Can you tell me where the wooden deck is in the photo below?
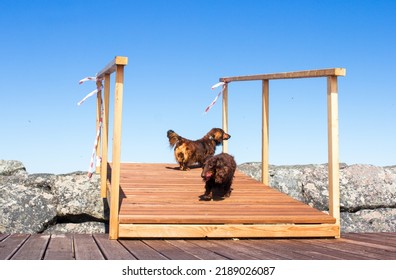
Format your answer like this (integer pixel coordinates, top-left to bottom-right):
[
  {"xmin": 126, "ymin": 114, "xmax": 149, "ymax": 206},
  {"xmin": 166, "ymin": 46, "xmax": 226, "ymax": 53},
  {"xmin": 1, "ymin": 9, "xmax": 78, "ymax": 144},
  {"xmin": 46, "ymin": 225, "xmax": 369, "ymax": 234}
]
[
  {"xmin": 1, "ymin": 233, "xmax": 395, "ymax": 260},
  {"xmin": 109, "ymin": 163, "xmax": 339, "ymax": 238}
]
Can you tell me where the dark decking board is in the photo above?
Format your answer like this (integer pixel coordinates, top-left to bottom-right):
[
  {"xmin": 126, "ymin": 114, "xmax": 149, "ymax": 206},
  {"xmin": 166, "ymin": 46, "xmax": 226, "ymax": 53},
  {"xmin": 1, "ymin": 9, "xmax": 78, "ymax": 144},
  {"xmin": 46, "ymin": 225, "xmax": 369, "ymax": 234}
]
[{"xmin": 0, "ymin": 233, "xmax": 395, "ymax": 260}]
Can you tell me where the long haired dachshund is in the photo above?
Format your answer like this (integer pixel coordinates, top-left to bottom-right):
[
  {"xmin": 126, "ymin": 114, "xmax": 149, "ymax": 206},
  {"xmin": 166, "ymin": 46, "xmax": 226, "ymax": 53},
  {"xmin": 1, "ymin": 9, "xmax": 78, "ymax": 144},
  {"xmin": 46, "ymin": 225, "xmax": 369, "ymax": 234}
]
[
  {"xmin": 167, "ymin": 128, "xmax": 231, "ymax": 171},
  {"xmin": 200, "ymin": 153, "xmax": 237, "ymax": 200}
]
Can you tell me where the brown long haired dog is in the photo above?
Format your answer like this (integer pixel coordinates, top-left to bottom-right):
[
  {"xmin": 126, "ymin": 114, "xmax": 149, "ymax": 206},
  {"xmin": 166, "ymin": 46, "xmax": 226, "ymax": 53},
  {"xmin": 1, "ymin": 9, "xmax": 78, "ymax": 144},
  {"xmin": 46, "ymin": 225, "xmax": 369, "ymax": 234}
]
[
  {"xmin": 167, "ymin": 128, "xmax": 231, "ymax": 171},
  {"xmin": 200, "ymin": 153, "xmax": 237, "ymax": 200}
]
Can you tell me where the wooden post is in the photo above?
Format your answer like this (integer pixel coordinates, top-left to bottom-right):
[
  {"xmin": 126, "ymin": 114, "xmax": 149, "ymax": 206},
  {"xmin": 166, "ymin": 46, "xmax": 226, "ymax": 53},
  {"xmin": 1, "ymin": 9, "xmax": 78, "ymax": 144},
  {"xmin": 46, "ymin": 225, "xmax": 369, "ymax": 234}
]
[
  {"xmin": 109, "ymin": 64, "xmax": 125, "ymax": 240},
  {"xmin": 327, "ymin": 76, "xmax": 340, "ymax": 238},
  {"xmin": 222, "ymin": 82, "xmax": 229, "ymax": 153},
  {"xmin": 95, "ymin": 81, "xmax": 103, "ymax": 173},
  {"xmin": 100, "ymin": 74, "xmax": 111, "ymax": 198},
  {"xmin": 262, "ymin": 80, "xmax": 269, "ymax": 185}
]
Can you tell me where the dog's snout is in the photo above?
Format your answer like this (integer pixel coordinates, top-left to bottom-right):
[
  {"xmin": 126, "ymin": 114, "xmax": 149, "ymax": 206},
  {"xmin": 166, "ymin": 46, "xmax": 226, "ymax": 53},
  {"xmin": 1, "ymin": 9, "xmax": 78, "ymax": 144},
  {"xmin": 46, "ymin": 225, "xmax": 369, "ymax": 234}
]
[{"xmin": 224, "ymin": 133, "xmax": 231, "ymax": 140}]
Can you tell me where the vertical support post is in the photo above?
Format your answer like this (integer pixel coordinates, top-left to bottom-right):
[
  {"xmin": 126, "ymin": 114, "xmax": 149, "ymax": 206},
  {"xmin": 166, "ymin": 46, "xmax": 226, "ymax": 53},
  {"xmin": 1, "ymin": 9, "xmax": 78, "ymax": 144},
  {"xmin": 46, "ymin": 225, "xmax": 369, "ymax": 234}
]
[
  {"xmin": 109, "ymin": 65, "xmax": 125, "ymax": 240},
  {"xmin": 100, "ymin": 74, "xmax": 111, "ymax": 198},
  {"xmin": 327, "ymin": 76, "xmax": 340, "ymax": 238},
  {"xmin": 95, "ymin": 81, "xmax": 103, "ymax": 173},
  {"xmin": 222, "ymin": 82, "xmax": 229, "ymax": 153},
  {"xmin": 262, "ymin": 80, "xmax": 269, "ymax": 185}
]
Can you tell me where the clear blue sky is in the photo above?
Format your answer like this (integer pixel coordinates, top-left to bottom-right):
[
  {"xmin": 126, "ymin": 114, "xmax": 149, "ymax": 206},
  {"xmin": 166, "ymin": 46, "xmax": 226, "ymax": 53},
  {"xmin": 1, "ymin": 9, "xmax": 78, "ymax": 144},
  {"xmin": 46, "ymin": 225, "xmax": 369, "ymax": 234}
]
[{"xmin": 1, "ymin": 0, "xmax": 395, "ymax": 174}]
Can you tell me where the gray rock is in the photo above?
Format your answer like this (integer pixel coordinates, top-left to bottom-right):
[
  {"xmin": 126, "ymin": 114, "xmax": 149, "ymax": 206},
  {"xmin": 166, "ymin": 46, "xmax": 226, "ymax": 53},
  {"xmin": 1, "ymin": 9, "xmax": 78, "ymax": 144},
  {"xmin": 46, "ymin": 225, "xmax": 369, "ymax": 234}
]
[
  {"xmin": 238, "ymin": 162, "xmax": 396, "ymax": 233},
  {"xmin": 53, "ymin": 172, "xmax": 107, "ymax": 220},
  {"xmin": 0, "ymin": 159, "xmax": 27, "ymax": 176},
  {"xmin": 0, "ymin": 182, "xmax": 57, "ymax": 233},
  {"xmin": 0, "ymin": 160, "xmax": 108, "ymax": 234},
  {"xmin": 341, "ymin": 209, "xmax": 396, "ymax": 233},
  {"xmin": 44, "ymin": 222, "xmax": 107, "ymax": 234}
]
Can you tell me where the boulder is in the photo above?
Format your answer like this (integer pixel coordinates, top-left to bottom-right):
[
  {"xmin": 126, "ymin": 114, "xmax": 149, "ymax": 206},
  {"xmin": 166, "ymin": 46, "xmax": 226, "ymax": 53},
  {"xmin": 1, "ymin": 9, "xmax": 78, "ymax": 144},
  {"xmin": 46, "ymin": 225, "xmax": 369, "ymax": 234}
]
[
  {"xmin": 238, "ymin": 162, "xmax": 396, "ymax": 232},
  {"xmin": 0, "ymin": 160, "xmax": 108, "ymax": 234}
]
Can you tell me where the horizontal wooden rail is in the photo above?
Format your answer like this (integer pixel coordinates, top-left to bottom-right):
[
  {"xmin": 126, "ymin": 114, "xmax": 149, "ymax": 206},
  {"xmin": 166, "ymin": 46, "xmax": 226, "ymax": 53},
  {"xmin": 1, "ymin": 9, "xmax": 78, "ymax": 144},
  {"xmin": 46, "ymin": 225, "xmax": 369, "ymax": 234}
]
[
  {"xmin": 220, "ymin": 68, "xmax": 346, "ymax": 82},
  {"xmin": 97, "ymin": 56, "xmax": 128, "ymax": 78}
]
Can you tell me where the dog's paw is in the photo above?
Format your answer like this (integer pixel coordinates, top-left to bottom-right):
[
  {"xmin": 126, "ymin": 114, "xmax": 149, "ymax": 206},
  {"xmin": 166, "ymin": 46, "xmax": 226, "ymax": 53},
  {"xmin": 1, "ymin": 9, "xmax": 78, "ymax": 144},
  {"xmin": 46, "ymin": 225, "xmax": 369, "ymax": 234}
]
[{"xmin": 199, "ymin": 194, "xmax": 212, "ymax": 201}]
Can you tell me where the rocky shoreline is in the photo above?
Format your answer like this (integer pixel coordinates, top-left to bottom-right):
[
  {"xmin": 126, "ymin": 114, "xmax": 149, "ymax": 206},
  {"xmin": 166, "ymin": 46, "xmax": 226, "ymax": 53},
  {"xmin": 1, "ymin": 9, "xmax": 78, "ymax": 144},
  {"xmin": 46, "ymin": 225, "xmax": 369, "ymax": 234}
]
[{"xmin": 1, "ymin": 159, "xmax": 395, "ymax": 234}]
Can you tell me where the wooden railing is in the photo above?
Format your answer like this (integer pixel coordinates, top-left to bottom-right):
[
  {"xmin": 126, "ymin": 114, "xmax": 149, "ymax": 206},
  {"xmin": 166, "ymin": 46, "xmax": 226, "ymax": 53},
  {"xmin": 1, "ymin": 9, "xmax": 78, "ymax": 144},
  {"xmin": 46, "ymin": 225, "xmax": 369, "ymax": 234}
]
[
  {"xmin": 93, "ymin": 56, "xmax": 128, "ymax": 239},
  {"xmin": 218, "ymin": 68, "xmax": 346, "ymax": 234}
]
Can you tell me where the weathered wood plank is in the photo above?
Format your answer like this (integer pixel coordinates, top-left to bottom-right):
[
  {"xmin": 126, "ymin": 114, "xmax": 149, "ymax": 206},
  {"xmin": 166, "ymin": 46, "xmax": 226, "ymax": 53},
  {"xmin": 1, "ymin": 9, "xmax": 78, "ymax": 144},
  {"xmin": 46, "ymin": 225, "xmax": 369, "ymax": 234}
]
[
  {"xmin": 119, "ymin": 240, "xmax": 168, "ymax": 260},
  {"xmin": 142, "ymin": 240, "xmax": 200, "ymax": 260},
  {"xmin": 0, "ymin": 234, "xmax": 9, "ymax": 242},
  {"xmin": 0, "ymin": 233, "xmax": 395, "ymax": 259},
  {"xmin": 11, "ymin": 234, "xmax": 50, "ymax": 260},
  {"xmin": 167, "ymin": 240, "xmax": 229, "ymax": 260},
  {"xmin": 209, "ymin": 239, "xmax": 287, "ymax": 260},
  {"xmin": 44, "ymin": 234, "xmax": 74, "ymax": 260},
  {"xmin": 0, "ymin": 234, "xmax": 29, "ymax": 260},
  {"xmin": 93, "ymin": 234, "xmax": 136, "ymax": 260},
  {"xmin": 189, "ymin": 239, "xmax": 259, "ymax": 260},
  {"xmin": 74, "ymin": 234, "xmax": 105, "ymax": 260},
  {"xmin": 342, "ymin": 233, "xmax": 396, "ymax": 250},
  {"xmin": 294, "ymin": 239, "xmax": 383, "ymax": 260}
]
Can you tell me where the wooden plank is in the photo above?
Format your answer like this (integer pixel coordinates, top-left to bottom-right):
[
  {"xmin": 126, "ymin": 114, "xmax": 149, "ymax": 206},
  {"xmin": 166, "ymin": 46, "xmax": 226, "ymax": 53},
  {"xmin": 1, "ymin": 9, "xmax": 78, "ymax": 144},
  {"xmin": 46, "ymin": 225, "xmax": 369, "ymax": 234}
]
[
  {"xmin": 342, "ymin": 233, "xmax": 396, "ymax": 249},
  {"xmin": 189, "ymin": 239, "xmax": 259, "ymax": 260},
  {"xmin": 109, "ymin": 64, "xmax": 125, "ymax": 240},
  {"xmin": 327, "ymin": 76, "xmax": 340, "ymax": 237},
  {"xmin": 343, "ymin": 237, "xmax": 396, "ymax": 253},
  {"xmin": 222, "ymin": 82, "xmax": 228, "ymax": 153},
  {"xmin": 119, "ymin": 240, "xmax": 168, "ymax": 260},
  {"xmin": 97, "ymin": 56, "xmax": 128, "ymax": 78},
  {"xmin": 142, "ymin": 240, "xmax": 200, "ymax": 260},
  {"xmin": 167, "ymin": 240, "xmax": 229, "ymax": 260},
  {"xmin": 100, "ymin": 74, "xmax": 111, "ymax": 198},
  {"xmin": 220, "ymin": 68, "xmax": 346, "ymax": 82},
  {"xmin": 0, "ymin": 234, "xmax": 9, "ymax": 242},
  {"xmin": 118, "ymin": 224, "xmax": 339, "ymax": 238},
  {"xmin": 73, "ymin": 234, "xmax": 105, "ymax": 260},
  {"xmin": 262, "ymin": 79, "xmax": 269, "ymax": 185},
  {"xmin": 295, "ymin": 239, "xmax": 387, "ymax": 260},
  {"xmin": 0, "ymin": 234, "xmax": 29, "ymax": 260},
  {"xmin": 235, "ymin": 239, "xmax": 295, "ymax": 260},
  {"xmin": 209, "ymin": 239, "xmax": 287, "ymax": 260},
  {"xmin": 11, "ymin": 234, "xmax": 50, "ymax": 260},
  {"xmin": 93, "ymin": 233, "xmax": 136, "ymax": 260},
  {"xmin": 248, "ymin": 239, "xmax": 341, "ymax": 260},
  {"xmin": 44, "ymin": 234, "xmax": 74, "ymax": 260}
]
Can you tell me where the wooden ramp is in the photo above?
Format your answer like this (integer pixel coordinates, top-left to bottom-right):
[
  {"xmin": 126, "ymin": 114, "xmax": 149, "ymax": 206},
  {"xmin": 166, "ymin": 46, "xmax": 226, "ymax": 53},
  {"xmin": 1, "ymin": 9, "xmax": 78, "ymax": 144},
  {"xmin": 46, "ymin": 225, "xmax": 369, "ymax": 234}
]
[{"xmin": 111, "ymin": 163, "xmax": 338, "ymax": 239}]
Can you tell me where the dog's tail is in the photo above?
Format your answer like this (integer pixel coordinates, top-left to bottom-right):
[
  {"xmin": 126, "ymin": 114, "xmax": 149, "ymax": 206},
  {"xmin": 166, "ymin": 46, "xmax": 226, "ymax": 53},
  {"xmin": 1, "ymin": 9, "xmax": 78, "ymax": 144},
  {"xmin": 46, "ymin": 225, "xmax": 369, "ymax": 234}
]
[{"xmin": 167, "ymin": 130, "xmax": 181, "ymax": 148}]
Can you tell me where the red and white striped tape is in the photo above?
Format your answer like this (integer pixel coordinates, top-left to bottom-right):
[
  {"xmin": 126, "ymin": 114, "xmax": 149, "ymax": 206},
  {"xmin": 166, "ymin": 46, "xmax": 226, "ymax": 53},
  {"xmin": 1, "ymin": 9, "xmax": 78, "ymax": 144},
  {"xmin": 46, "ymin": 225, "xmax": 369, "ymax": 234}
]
[
  {"xmin": 87, "ymin": 113, "xmax": 102, "ymax": 178},
  {"xmin": 78, "ymin": 75, "xmax": 103, "ymax": 178},
  {"xmin": 204, "ymin": 81, "xmax": 227, "ymax": 113},
  {"xmin": 77, "ymin": 76, "xmax": 103, "ymax": 106}
]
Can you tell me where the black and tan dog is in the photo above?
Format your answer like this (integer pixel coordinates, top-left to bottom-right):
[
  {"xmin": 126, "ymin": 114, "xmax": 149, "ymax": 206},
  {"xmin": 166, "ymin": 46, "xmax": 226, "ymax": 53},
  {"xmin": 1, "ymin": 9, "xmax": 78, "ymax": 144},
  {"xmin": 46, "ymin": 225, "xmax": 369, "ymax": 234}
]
[
  {"xmin": 200, "ymin": 152, "xmax": 237, "ymax": 200},
  {"xmin": 167, "ymin": 128, "xmax": 231, "ymax": 171}
]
